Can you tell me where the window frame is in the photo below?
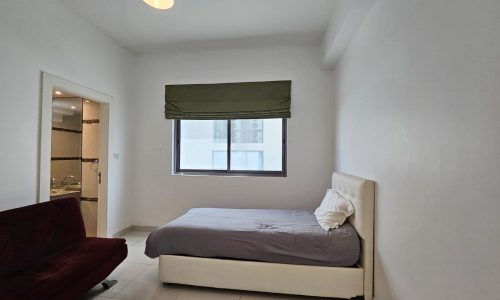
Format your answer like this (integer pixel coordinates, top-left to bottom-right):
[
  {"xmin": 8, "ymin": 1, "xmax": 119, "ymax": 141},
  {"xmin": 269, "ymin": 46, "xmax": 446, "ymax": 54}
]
[{"xmin": 174, "ymin": 118, "xmax": 287, "ymax": 177}]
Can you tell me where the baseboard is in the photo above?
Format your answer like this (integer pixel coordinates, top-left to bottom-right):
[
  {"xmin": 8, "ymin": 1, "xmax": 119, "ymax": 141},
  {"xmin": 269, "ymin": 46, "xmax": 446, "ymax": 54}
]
[
  {"xmin": 112, "ymin": 226, "xmax": 132, "ymax": 238},
  {"xmin": 131, "ymin": 225, "xmax": 157, "ymax": 232}
]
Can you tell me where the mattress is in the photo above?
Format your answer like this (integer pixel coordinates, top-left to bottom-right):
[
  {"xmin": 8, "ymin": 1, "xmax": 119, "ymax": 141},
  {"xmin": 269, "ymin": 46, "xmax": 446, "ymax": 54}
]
[{"xmin": 145, "ymin": 208, "xmax": 360, "ymax": 267}]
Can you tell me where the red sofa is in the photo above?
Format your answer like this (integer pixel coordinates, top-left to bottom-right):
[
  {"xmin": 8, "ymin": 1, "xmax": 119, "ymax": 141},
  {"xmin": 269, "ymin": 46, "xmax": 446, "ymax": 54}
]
[{"xmin": 0, "ymin": 198, "xmax": 127, "ymax": 300}]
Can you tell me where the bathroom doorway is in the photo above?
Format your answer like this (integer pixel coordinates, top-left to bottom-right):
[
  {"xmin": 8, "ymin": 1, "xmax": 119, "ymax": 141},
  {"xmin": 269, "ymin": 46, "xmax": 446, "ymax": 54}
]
[
  {"xmin": 39, "ymin": 72, "xmax": 110, "ymax": 237},
  {"xmin": 50, "ymin": 93, "xmax": 101, "ymax": 236}
]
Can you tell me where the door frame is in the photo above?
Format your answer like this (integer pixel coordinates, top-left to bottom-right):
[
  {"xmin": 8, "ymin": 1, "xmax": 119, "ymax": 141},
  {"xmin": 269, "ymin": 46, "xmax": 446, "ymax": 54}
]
[{"xmin": 39, "ymin": 72, "xmax": 111, "ymax": 238}]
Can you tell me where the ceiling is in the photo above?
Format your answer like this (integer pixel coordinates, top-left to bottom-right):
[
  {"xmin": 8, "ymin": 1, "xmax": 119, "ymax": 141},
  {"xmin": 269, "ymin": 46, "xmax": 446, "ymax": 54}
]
[
  {"xmin": 52, "ymin": 90, "xmax": 96, "ymax": 122},
  {"xmin": 52, "ymin": 89, "xmax": 76, "ymax": 99},
  {"xmin": 52, "ymin": 97, "xmax": 83, "ymax": 123},
  {"xmin": 57, "ymin": 0, "xmax": 336, "ymax": 53}
]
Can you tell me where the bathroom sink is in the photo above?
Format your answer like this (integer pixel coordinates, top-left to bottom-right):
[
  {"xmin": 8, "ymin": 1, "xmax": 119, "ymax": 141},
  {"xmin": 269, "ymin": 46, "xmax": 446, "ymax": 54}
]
[
  {"xmin": 50, "ymin": 189, "xmax": 80, "ymax": 197},
  {"xmin": 65, "ymin": 185, "xmax": 81, "ymax": 191}
]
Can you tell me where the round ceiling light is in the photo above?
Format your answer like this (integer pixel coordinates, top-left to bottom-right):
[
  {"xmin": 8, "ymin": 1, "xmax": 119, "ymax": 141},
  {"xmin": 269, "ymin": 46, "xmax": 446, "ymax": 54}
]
[{"xmin": 143, "ymin": 0, "xmax": 174, "ymax": 10}]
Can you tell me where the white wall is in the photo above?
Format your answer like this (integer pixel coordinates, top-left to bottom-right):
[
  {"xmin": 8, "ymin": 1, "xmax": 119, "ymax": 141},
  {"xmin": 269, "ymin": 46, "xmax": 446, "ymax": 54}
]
[
  {"xmin": 131, "ymin": 46, "xmax": 335, "ymax": 225},
  {"xmin": 331, "ymin": 0, "xmax": 500, "ymax": 299},
  {"xmin": 320, "ymin": 0, "xmax": 375, "ymax": 68},
  {"xmin": 0, "ymin": 0, "xmax": 134, "ymax": 235}
]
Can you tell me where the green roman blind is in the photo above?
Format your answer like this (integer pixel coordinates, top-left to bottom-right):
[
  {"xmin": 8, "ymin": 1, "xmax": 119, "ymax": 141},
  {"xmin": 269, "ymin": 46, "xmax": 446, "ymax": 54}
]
[{"xmin": 164, "ymin": 80, "xmax": 291, "ymax": 120}]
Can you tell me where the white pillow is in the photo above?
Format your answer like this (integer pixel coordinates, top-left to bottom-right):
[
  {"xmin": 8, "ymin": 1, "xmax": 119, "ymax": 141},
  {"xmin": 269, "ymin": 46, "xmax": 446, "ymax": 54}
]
[{"xmin": 314, "ymin": 189, "xmax": 355, "ymax": 231}]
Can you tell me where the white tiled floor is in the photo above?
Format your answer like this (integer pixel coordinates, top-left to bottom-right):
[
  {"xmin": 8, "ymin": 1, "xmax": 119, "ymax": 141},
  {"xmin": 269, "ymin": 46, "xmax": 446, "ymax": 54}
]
[{"xmin": 82, "ymin": 231, "xmax": 340, "ymax": 300}]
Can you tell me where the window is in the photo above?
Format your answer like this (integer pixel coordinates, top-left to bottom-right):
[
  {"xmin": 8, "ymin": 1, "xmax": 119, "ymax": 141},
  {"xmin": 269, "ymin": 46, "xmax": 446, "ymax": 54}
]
[{"xmin": 174, "ymin": 118, "xmax": 286, "ymax": 176}]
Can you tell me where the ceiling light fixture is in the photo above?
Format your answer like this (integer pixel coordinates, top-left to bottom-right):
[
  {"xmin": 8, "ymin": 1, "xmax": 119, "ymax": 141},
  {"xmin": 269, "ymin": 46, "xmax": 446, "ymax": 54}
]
[
  {"xmin": 70, "ymin": 106, "xmax": 76, "ymax": 109},
  {"xmin": 143, "ymin": 0, "xmax": 174, "ymax": 10},
  {"xmin": 55, "ymin": 91, "xmax": 62, "ymax": 95}
]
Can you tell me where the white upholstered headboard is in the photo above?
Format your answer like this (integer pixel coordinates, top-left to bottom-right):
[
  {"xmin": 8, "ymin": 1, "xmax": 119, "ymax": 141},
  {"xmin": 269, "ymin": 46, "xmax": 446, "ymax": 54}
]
[
  {"xmin": 332, "ymin": 172, "xmax": 375, "ymax": 298},
  {"xmin": 332, "ymin": 172, "xmax": 375, "ymax": 243}
]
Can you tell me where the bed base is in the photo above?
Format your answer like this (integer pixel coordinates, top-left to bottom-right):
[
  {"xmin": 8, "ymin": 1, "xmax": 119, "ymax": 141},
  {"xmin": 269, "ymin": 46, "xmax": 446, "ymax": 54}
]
[
  {"xmin": 158, "ymin": 172, "xmax": 375, "ymax": 299},
  {"xmin": 160, "ymin": 255, "xmax": 364, "ymax": 298}
]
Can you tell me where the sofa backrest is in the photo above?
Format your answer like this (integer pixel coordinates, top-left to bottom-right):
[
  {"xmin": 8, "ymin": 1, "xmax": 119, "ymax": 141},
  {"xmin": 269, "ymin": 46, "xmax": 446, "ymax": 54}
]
[{"xmin": 0, "ymin": 198, "xmax": 86, "ymax": 280}]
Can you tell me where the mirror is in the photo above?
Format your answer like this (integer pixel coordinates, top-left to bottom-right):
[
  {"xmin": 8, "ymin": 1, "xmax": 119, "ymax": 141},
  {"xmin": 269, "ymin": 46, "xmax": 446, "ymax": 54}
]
[{"xmin": 50, "ymin": 90, "xmax": 82, "ymax": 200}]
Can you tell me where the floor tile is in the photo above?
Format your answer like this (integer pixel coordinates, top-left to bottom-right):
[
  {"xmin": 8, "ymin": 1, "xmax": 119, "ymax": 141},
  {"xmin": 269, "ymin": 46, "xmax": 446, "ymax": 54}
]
[
  {"xmin": 82, "ymin": 279, "xmax": 131, "ymax": 299},
  {"xmin": 109, "ymin": 262, "xmax": 149, "ymax": 281},
  {"xmin": 135, "ymin": 264, "xmax": 159, "ymax": 282},
  {"xmin": 125, "ymin": 243, "xmax": 156, "ymax": 264},
  {"xmin": 176, "ymin": 286, "xmax": 241, "ymax": 300},
  {"xmin": 115, "ymin": 278, "xmax": 181, "ymax": 300},
  {"xmin": 240, "ymin": 291, "xmax": 321, "ymax": 299},
  {"xmin": 121, "ymin": 231, "xmax": 150, "ymax": 244}
]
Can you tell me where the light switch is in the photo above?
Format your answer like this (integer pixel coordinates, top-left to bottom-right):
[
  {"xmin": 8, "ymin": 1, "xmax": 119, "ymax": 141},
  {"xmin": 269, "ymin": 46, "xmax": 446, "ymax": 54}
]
[{"xmin": 113, "ymin": 153, "xmax": 120, "ymax": 159}]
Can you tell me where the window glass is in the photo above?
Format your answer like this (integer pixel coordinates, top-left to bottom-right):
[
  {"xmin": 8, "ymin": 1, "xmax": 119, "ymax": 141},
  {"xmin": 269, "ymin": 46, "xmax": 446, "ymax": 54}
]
[
  {"xmin": 230, "ymin": 119, "xmax": 263, "ymax": 143},
  {"xmin": 213, "ymin": 120, "xmax": 227, "ymax": 143},
  {"xmin": 179, "ymin": 120, "xmax": 227, "ymax": 170},
  {"xmin": 177, "ymin": 118, "xmax": 284, "ymax": 175},
  {"xmin": 230, "ymin": 119, "xmax": 282, "ymax": 171}
]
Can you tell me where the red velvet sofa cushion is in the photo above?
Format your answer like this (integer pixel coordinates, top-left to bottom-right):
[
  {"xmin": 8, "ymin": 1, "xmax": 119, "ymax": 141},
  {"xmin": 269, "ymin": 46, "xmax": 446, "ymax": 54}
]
[
  {"xmin": 0, "ymin": 198, "xmax": 86, "ymax": 281},
  {"xmin": 0, "ymin": 238, "xmax": 127, "ymax": 300},
  {"xmin": 50, "ymin": 246, "xmax": 127, "ymax": 300},
  {"xmin": 0, "ymin": 198, "xmax": 128, "ymax": 300}
]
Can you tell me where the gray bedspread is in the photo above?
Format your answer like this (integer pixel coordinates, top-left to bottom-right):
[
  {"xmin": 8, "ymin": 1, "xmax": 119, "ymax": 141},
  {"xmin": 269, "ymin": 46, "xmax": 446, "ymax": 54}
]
[{"xmin": 145, "ymin": 208, "xmax": 360, "ymax": 267}]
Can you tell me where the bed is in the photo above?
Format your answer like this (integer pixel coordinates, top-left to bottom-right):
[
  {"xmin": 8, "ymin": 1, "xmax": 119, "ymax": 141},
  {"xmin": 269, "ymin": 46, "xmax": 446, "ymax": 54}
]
[
  {"xmin": 145, "ymin": 208, "xmax": 361, "ymax": 267},
  {"xmin": 148, "ymin": 172, "xmax": 375, "ymax": 299}
]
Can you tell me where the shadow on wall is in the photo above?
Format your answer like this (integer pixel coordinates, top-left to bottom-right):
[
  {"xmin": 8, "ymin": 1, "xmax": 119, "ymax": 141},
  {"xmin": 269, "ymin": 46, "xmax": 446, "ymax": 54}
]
[
  {"xmin": 372, "ymin": 181, "xmax": 396, "ymax": 300},
  {"xmin": 331, "ymin": 63, "xmax": 396, "ymax": 300},
  {"xmin": 374, "ymin": 251, "xmax": 396, "ymax": 300}
]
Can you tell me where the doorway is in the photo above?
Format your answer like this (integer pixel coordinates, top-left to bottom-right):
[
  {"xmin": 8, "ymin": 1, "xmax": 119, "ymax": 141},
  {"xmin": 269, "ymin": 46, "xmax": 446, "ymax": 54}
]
[
  {"xmin": 39, "ymin": 72, "xmax": 110, "ymax": 237},
  {"xmin": 50, "ymin": 93, "xmax": 102, "ymax": 236}
]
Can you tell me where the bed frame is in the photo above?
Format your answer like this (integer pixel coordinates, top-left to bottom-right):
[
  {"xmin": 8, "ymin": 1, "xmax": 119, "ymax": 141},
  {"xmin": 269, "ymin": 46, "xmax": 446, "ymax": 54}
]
[{"xmin": 159, "ymin": 172, "xmax": 375, "ymax": 299}]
